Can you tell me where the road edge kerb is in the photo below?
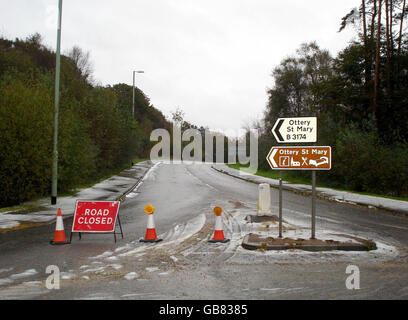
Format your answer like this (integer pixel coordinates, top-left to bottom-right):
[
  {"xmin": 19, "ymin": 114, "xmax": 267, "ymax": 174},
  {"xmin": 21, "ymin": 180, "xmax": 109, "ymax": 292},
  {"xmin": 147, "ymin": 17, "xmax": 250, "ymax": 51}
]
[
  {"xmin": 241, "ymin": 234, "xmax": 371, "ymax": 252},
  {"xmin": 59, "ymin": 161, "xmax": 155, "ymax": 221},
  {"xmin": 211, "ymin": 165, "xmax": 408, "ymax": 218},
  {"xmin": 115, "ymin": 161, "xmax": 154, "ymax": 203}
]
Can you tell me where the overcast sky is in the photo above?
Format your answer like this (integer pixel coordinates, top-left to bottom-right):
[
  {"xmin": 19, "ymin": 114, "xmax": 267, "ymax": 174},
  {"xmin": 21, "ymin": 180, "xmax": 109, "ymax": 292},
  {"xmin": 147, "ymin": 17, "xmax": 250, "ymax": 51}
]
[{"xmin": 0, "ymin": 0, "xmax": 358, "ymax": 133}]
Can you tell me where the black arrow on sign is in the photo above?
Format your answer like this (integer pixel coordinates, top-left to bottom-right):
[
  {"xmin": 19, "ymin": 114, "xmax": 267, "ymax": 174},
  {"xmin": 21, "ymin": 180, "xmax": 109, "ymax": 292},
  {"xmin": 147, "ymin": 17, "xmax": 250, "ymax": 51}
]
[{"xmin": 274, "ymin": 119, "xmax": 285, "ymax": 142}]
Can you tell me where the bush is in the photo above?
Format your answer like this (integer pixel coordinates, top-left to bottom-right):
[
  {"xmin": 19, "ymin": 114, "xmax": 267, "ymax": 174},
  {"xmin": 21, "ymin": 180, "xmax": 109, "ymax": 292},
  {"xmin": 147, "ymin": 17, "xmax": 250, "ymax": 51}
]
[
  {"xmin": 334, "ymin": 123, "xmax": 408, "ymax": 196},
  {"xmin": 0, "ymin": 76, "xmax": 53, "ymax": 205}
]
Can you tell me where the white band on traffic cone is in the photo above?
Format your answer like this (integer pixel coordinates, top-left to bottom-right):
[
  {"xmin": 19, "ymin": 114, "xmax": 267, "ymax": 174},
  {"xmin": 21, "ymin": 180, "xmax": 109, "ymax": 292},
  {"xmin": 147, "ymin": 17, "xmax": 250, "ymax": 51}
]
[
  {"xmin": 214, "ymin": 215, "xmax": 223, "ymax": 231},
  {"xmin": 56, "ymin": 214, "xmax": 65, "ymax": 231},
  {"xmin": 147, "ymin": 214, "xmax": 155, "ymax": 229}
]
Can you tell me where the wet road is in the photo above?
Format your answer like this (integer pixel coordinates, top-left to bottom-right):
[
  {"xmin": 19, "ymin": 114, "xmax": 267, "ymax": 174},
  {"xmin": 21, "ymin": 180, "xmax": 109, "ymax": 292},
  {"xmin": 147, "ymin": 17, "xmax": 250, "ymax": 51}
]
[{"xmin": 0, "ymin": 162, "xmax": 407, "ymax": 299}]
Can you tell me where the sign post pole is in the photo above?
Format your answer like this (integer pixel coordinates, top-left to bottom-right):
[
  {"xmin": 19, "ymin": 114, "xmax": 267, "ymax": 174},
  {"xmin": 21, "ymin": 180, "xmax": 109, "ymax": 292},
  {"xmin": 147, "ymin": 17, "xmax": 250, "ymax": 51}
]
[
  {"xmin": 311, "ymin": 170, "xmax": 316, "ymax": 239},
  {"xmin": 51, "ymin": 0, "xmax": 63, "ymax": 205},
  {"xmin": 279, "ymin": 171, "xmax": 283, "ymax": 238}
]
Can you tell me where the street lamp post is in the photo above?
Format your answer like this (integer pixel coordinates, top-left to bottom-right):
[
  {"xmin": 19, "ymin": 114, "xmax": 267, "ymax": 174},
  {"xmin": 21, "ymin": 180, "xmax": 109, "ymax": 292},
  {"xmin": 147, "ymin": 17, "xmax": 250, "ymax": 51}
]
[
  {"xmin": 51, "ymin": 0, "xmax": 63, "ymax": 205},
  {"xmin": 132, "ymin": 70, "xmax": 144, "ymax": 118}
]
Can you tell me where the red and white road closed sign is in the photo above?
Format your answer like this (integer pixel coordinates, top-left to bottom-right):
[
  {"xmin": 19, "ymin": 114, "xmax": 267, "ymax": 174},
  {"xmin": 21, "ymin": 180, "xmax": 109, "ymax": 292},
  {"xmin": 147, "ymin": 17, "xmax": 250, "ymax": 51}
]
[{"xmin": 72, "ymin": 201, "xmax": 120, "ymax": 233}]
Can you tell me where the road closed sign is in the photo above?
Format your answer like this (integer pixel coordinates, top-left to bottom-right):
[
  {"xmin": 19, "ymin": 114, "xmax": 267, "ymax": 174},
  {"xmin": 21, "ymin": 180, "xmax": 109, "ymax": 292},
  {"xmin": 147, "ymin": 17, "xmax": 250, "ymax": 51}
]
[
  {"xmin": 72, "ymin": 201, "xmax": 121, "ymax": 233},
  {"xmin": 267, "ymin": 146, "xmax": 331, "ymax": 171}
]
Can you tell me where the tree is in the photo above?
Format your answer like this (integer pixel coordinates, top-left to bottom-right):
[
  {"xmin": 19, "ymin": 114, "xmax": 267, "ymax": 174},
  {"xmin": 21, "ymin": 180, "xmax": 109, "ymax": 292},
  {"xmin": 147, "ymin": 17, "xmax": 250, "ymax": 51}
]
[
  {"xmin": 67, "ymin": 45, "xmax": 93, "ymax": 81},
  {"xmin": 397, "ymin": 0, "xmax": 407, "ymax": 56},
  {"xmin": 265, "ymin": 42, "xmax": 333, "ymax": 132},
  {"xmin": 339, "ymin": 0, "xmax": 408, "ymax": 133},
  {"xmin": 373, "ymin": 0, "xmax": 383, "ymax": 116},
  {"xmin": 171, "ymin": 107, "xmax": 185, "ymax": 127}
]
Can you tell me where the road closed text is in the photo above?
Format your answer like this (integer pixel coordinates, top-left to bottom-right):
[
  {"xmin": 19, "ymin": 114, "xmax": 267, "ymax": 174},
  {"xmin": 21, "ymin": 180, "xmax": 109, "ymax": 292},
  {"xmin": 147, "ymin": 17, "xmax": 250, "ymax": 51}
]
[
  {"xmin": 77, "ymin": 214, "xmax": 113, "ymax": 226},
  {"xmin": 72, "ymin": 201, "xmax": 120, "ymax": 233}
]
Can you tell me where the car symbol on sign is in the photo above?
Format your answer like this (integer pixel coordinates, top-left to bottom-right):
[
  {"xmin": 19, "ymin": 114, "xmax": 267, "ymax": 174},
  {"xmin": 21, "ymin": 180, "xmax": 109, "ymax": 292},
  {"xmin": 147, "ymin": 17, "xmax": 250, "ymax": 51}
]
[{"xmin": 309, "ymin": 157, "xmax": 329, "ymax": 167}]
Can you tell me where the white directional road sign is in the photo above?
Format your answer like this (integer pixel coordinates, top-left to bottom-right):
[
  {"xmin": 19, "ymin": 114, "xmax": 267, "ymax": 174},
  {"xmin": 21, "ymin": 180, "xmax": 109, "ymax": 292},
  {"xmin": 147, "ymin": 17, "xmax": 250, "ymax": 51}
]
[{"xmin": 272, "ymin": 117, "xmax": 317, "ymax": 143}]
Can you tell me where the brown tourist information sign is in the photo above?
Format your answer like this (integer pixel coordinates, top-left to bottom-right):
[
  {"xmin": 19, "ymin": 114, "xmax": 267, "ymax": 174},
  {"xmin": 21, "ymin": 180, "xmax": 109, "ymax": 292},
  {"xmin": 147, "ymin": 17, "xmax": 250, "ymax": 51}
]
[{"xmin": 267, "ymin": 146, "xmax": 332, "ymax": 171}]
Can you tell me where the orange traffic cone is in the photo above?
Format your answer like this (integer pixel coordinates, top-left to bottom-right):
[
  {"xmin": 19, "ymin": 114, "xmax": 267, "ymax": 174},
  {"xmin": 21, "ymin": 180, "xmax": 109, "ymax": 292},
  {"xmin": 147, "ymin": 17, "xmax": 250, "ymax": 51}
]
[
  {"xmin": 50, "ymin": 208, "xmax": 70, "ymax": 245},
  {"xmin": 140, "ymin": 205, "xmax": 162, "ymax": 243},
  {"xmin": 208, "ymin": 207, "xmax": 230, "ymax": 243}
]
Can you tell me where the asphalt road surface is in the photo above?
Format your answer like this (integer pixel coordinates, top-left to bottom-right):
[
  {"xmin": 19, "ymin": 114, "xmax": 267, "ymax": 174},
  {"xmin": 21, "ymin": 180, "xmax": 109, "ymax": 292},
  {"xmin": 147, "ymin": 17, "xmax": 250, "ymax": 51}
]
[{"xmin": 0, "ymin": 162, "xmax": 407, "ymax": 300}]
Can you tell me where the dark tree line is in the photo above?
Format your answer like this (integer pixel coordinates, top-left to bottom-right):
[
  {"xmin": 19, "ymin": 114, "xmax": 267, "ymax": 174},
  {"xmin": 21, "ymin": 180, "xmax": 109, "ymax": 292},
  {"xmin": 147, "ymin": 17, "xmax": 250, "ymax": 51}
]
[
  {"xmin": 338, "ymin": 0, "xmax": 408, "ymax": 141},
  {"xmin": 260, "ymin": 0, "xmax": 408, "ymax": 196},
  {"xmin": 0, "ymin": 33, "xmax": 170, "ymax": 207}
]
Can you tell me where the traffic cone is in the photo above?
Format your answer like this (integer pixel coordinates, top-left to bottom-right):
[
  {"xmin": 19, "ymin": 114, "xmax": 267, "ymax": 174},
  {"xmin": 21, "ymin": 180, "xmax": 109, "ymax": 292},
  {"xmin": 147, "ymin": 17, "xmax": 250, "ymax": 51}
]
[
  {"xmin": 140, "ymin": 205, "xmax": 162, "ymax": 243},
  {"xmin": 208, "ymin": 207, "xmax": 230, "ymax": 243},
  {"xmin": 50, "ymin": 208, "xmax": 70, "ymax": 245}
]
